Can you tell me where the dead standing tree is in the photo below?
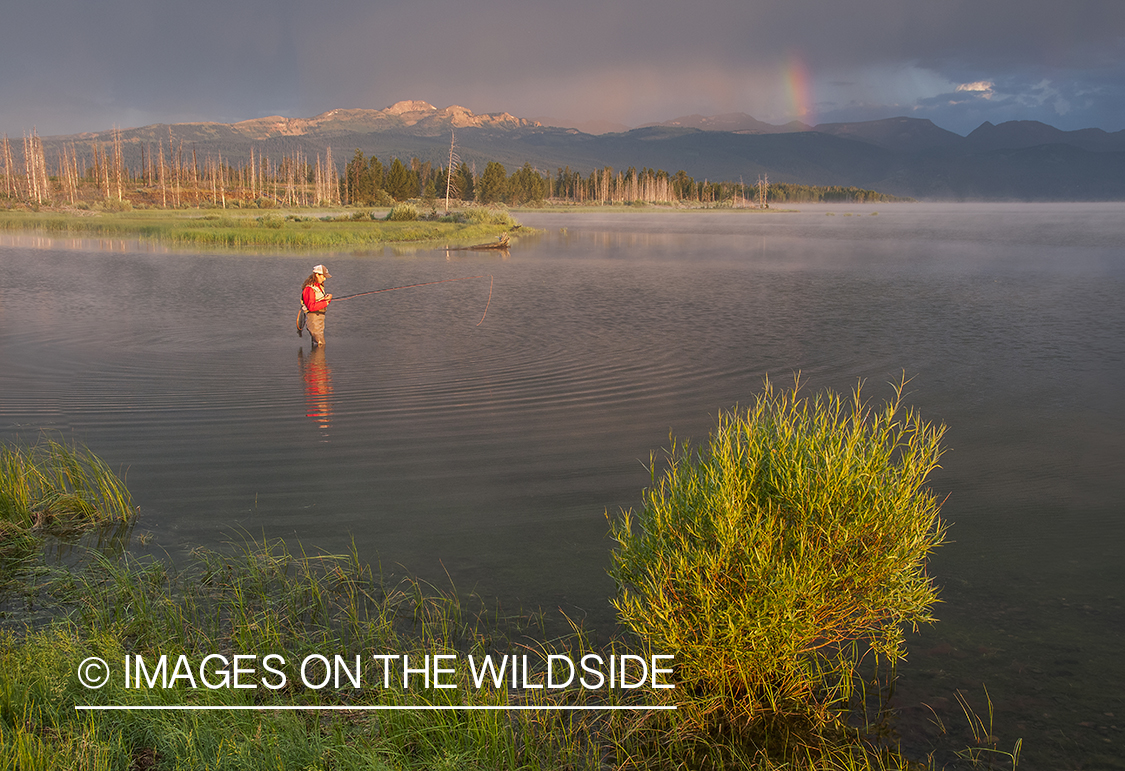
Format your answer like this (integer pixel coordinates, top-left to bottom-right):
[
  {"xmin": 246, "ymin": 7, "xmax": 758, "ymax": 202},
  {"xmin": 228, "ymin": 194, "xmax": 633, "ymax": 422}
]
[
  {"xmin": 444, "ymin": 130, "xmax": 460, "ymax": 213},
  {"xmin": 58, "ymin": 143, "xmax": 80, "ymax": 205},
  {"xmin": 1, "ymin": 135, "xmax": 15, "ymax": 200},
  {"xmin": 157, "ymin": 139, "xmax": 168, "ymax": 208},
  {"xmin": 22, "ymin": 130, "xmax": 50, "ymax": 205},
  {"xmin": 111, "ymin": 127, "xmax": 125, "ymax": 202}
]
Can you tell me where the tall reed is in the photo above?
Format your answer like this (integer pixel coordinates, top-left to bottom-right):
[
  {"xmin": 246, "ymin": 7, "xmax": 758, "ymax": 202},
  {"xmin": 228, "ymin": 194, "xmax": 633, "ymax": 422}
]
[{"xmin": 0, "ymin": 437, "xmax": 135, "ymax": 533}]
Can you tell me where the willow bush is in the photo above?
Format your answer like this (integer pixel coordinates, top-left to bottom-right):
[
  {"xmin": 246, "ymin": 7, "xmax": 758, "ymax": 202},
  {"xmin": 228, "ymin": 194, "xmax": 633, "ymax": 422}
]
[
  {"xmin": 459, "ymin": 205, "xmax": 519, "ymax": 227},
  {"xmin": 609, "ymin": 378, "xmax": 947, "ymax": 735},
  {"xmin": 386, "ymin": 202, "xmax": 420, "ymax": 221}
]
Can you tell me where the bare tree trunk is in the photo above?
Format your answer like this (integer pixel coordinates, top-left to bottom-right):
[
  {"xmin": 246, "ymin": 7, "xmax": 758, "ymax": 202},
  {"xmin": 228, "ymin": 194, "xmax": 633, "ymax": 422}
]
[
  {"xmin": 23, "ymin": 133, "xmax": 35, "ymax": 202},
  {"xmin": 1, "ymin": 135, "xmax": 13, "ymax": 199},
  {"xmin": 191, "ymin": 147, "xmax": 199, "ymax": 205},
  {"xmin": 101, "ymin": 141, "xmax": 111, "ymax": 200},
  {"xmin": 314, "ymin": 156, "xmax": 323, "ymax": 205},
  {"xmin": 72, "ymin": 143, "xmax": 82, "ymax": 204},
  {"xmin": 174, "ymin": 135, "xmax": 183, "ymax": 207},
  {"xmin": 445, "ymin": 131, "xmax": 460, "ymax": 212},
  {"xmin": 157, "ymin": 140, "xmax": 167, "ymax": 208},
  {"xmin": 175, "ymin": 137, "xmax": 183, "ymax": 207},
  {"xmin": 35, "ymin": 131, "xmax": 49, "ymax": 203},
  {"xmin": 112, "ymin": 127, "xmax": 124, "ymax": 201},
  {"xmin": 23, "ymin": 130, "xmax": 50, "ymax": 204},
  {"xmin": 58, "ymin": 144, "xmax": 75, "ymax": 204},
  {"xmin": 299, "ymin": 152, "xmax": 307, "ymax": 207}
]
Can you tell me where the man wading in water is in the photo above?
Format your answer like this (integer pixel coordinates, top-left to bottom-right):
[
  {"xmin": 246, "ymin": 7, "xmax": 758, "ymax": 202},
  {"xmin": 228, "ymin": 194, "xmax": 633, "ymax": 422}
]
[{"xmin": 301, "ymin": 264, "xmax": 334, "ymax": 347}]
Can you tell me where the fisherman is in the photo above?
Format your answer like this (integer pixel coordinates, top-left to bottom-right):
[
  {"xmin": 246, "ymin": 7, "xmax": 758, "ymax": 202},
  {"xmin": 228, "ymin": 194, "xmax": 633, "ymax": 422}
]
[{"xmin": 301, "ymin": 264, "xmax": 334, "ymax": 347}]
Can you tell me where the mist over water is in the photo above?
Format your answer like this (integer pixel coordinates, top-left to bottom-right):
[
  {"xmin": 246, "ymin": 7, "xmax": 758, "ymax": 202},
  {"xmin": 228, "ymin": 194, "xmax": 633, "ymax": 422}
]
[{"xmin": 2, "ymin": 203, "xmax": 1122, "ymax": 766}]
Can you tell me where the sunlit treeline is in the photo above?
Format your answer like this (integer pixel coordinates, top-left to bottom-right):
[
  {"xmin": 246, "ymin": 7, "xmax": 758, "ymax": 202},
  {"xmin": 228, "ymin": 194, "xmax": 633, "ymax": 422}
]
[
  {"xmin": 344, "ymin": 154, "xmax": 767, "ymax": 207},
  {"xmin": 435, "ymin": 162, "xmax": 901, "ymax": 206},
  {"xmin": 2, "ymin": 132, "xmax": 904, "ymax": 209},
  {"xmin": 547, "ymin": 166, "xmax": 678, "ymax": 204},
  {"xmin": 547, "ymin": 168, "xmax": 904, "ymax": 205},
  {"xmin": 1, "ymin": 130, "xmax": 341, "ymax": 208},
  {"xmin": 767, "ymin": 182, "xmax": 902, "ymax": 203}
]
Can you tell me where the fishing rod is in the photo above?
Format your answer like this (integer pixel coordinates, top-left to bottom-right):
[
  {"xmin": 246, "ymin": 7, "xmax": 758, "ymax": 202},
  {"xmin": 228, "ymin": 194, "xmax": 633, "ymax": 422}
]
[{"xmin": 332, "ymin": 274, "xmax": 494, "ymax": 326}]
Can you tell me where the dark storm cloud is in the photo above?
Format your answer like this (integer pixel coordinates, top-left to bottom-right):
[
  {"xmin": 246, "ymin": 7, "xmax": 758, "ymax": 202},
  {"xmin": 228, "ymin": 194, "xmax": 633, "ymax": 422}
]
[{"xmin": 2, "ymin": 0, "xmax": 1123, "ymax": 136}]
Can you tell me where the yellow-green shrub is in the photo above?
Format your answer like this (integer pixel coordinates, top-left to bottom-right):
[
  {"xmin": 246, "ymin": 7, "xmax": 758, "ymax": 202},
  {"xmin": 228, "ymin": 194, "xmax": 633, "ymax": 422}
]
[{"xmin": 610, "ymin": 378, "xmax": 946, "ymax": 733}]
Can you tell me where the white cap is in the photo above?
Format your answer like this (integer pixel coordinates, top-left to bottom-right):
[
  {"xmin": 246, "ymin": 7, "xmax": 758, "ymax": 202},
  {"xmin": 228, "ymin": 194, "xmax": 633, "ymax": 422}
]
[{"xmin": 312, "ymin": 264, "xmax": 331, "ymax": 277}]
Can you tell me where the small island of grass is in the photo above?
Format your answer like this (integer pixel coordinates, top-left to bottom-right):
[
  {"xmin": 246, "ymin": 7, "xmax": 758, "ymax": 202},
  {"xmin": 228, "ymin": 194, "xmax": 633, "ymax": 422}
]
[{"xmin": 0, "ymin": 205, "xmax": 522, "ymax": 251}]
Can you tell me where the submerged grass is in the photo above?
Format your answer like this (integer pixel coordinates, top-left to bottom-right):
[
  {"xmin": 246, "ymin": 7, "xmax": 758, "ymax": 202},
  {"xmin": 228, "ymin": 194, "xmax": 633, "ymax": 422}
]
[
  {"xmin": 0, "ymin": 437, "xmax": 135, "ymax": 531},
  {"xmin": 0, "ymin": 437, "xmax": 135, "ymax": 591},
  {"xmin": 0, "ymin": 209, "xmax": 519, "ymax": 250}
]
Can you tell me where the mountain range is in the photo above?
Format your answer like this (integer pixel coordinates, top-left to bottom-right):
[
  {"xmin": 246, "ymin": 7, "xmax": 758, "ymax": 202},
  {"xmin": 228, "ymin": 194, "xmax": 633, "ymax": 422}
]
[{"xmin": 34, "ymin": 101, "xmax": 1125, "ymax": 201}]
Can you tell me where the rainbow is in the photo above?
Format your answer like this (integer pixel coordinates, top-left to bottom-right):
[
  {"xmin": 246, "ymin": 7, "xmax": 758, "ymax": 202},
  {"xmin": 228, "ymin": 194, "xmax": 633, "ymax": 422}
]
[{"xmin": 784, "ymin": 56, "xmax": 814, "ymax": 125}]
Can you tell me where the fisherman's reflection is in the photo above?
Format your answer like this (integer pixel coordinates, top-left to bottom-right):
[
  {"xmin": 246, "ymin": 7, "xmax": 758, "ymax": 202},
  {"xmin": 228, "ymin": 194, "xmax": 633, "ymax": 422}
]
[{"xmin": 297, "ymin": 346, "xmax": 333, "ymax": 435}]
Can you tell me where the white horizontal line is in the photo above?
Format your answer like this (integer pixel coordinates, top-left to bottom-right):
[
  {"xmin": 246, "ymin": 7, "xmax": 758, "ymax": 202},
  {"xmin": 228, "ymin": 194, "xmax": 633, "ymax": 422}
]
[{"xmin": 76, "ymin": 704, "xmax": 676, "ymax": 712}]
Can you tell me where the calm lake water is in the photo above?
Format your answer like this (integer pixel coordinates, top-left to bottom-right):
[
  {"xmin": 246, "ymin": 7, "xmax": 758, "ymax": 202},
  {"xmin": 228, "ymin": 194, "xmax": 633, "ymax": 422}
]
[{"xmin": 1, "ymin": 203, "xmax": 1122, "ymax": 767}]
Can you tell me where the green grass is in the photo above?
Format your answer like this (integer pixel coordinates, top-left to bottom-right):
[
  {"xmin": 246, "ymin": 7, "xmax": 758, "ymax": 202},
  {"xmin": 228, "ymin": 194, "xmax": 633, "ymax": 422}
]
[
  {"xmin": 0, "ymin": 437, "xmax": 135, "ymax": 531},
  {"xmin": 0, "ymin": 209, "xmax": 521, "ymax": 250},
  {"xmin": 0, "ymin": 531, "xmax": 983, "ymax": 771},
  {"xmin": 0, "ymin": 538, "xmax": 642, "ymax": 770},
  {"xmin": 0, "ymin": 437, "xmax": 135, "ymax": 590}
]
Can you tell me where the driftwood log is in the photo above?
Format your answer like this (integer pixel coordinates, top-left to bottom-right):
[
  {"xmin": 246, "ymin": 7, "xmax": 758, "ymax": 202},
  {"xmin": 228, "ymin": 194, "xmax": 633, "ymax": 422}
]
[{"xmin": 446, "ymin": 232, "xmax": 510, "ymax": 251}]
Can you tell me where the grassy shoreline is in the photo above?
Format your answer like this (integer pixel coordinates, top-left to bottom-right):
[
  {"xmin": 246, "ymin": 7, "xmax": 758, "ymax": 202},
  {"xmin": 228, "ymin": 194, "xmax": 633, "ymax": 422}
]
[
  {"xmin": 0, "ymin": 532, "xmax": 678, "ymax": 771},
  {"xmin": 0, "ymin": 207, "xmax": 521, "ymax": 251},
  {"xmin": 0, "ymin": 536, "xmax": 918, "ymax": 771},
  {"xmin": 1, "ymin": 404, "xmax": 1016, "ymax": 768},
  {"xmin": 2, "ymin": 534, "xmax": 1020, "ymax": 771}
]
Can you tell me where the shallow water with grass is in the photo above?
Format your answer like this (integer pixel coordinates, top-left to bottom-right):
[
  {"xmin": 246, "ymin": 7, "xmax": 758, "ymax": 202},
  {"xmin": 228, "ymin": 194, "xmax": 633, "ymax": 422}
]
[{"xmin": 2, "ymin": 202, "xmax": 1123, "ymax": 768}]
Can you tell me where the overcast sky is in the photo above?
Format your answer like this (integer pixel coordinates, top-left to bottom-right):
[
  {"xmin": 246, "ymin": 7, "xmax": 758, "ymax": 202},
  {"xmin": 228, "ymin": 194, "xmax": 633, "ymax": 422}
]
[{"xmin": 3, "ymin": 0, "xmax": 1123, "ymax": 138}]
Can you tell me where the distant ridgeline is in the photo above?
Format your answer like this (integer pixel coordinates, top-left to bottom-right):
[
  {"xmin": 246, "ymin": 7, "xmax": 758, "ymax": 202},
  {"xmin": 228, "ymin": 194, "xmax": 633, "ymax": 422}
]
[
  {"xmin": 5, "ymin": 101, "xmax": 1123, "ymax": 204},
  {"xmin": 0, "ymin": 133, "xmax": 905, "ymax": 210}
]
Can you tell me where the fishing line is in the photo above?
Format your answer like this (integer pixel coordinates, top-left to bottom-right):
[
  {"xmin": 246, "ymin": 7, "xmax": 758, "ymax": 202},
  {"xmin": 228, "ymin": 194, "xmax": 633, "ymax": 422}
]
[
  {"xmin": 333, "ymin": 275, "xmax": 484, "ymax": 300},
  {"xmin": 476, "ymin": 274, "xmax": 494, "ymax": 327},
  {"xmin": 331, "ymin": 274, "xmax": 494, "ymax": 326}
]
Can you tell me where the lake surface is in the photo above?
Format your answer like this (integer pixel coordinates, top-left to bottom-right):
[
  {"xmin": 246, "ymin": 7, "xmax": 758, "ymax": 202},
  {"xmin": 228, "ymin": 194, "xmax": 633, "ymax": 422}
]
[{"xmin": 1, "ymin": 203, "xmax": 1122, "ymax": 767}]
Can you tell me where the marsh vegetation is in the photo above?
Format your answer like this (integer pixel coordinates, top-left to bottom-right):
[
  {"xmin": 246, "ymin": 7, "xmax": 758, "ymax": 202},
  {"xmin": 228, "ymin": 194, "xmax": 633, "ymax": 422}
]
[
  {"xmin": 0, "ymin": 380, "xmax": 1016, "ymax": 770},
  {"xmin": 0, "ymin": 207, "xmax": 520, "ymax": 250},
  {"xmin": 0, "ymin": 437, "xmax": 135, "ymax": 591}
]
